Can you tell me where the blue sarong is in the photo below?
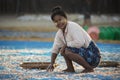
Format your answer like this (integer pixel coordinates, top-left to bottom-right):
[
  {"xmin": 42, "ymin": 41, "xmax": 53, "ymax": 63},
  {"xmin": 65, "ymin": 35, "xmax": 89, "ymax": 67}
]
[{"xmin": 66, "ymin": 41, "xmax": 101, "ymax": 67}]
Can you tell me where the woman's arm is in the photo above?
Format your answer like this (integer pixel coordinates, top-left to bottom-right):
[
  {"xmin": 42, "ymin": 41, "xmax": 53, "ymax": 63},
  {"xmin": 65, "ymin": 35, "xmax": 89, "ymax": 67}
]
[
  {"xmin": 47, "ymin": 30, "xmax": 64, "ymax": 72},
  {"xmin": 51, "ymin": 53, "xmax": 58, "ymax": 65},
  {"xmin": 60, "ymin": 44, "xmax": 67, "ymax": 56},
  {"xmin": 47, "ymin": 53, "xmax": 58, "ymax": 72}
]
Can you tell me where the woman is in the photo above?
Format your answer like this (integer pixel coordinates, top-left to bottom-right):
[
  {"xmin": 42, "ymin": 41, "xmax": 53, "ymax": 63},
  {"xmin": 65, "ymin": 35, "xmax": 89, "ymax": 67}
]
[{"xmin": 47, "ymin": 6, "xmax": 101, "ymax": 73}]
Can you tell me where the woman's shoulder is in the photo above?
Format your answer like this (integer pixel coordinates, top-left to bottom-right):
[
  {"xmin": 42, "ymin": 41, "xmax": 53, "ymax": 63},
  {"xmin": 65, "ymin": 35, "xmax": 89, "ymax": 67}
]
[
  {"xmin": 67, "ymin": 21, "xmax": 82, "ymax": 30},
  {"xmin": 55, "ymin": 29, "xmax": 62, "ymax": 36},
  {"xmin": 68, "ymin": 21, "xmax": 79, "ymax": 25}
]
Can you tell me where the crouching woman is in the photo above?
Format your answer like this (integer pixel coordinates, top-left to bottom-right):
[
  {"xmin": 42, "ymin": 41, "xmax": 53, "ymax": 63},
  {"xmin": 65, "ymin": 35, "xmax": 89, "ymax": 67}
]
[{"xmin": 47, "ymin": 6, "xmax": 101, "ymax": 73}]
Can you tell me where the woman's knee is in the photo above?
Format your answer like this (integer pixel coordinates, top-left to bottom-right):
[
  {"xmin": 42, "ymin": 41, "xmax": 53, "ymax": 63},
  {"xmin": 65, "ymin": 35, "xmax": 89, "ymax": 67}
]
[{"xmin": 64, "ymin": 49, "xmax": 72, "ymax": 55}]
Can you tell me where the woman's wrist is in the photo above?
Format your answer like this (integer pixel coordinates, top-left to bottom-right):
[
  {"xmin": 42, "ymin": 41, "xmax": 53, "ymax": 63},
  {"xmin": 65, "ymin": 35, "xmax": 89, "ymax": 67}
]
[
  {"xmin": 51, "ymin": 53, "xmax": 57, "ymax": 65},
  {"xmin": 50, "ymin": 62, "xmax": 54, "ymax": 65}
]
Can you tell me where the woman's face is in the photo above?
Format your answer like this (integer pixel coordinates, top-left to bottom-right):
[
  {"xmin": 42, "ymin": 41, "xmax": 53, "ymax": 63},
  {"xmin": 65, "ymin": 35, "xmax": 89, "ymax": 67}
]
[{"xmin": 53, "ymin": 15, "xmax": 67, "ymax": 30}]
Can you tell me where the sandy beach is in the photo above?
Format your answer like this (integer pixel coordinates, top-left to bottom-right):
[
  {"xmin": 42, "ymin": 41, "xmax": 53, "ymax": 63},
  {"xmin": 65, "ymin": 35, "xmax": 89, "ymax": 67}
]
[
  {"xmin": 0, "ymin": 54, "xmax": 120, "ymax": 80},
  {"xmin": 0, "ymin": 40, "xmax": 120, "ymax": 80}
]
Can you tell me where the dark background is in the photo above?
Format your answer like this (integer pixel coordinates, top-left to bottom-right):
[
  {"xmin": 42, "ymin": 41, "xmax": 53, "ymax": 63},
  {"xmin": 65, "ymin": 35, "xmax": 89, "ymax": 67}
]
[{"xmin": 0, "ymin": 0, "xmax": 120, "ymax": 14}]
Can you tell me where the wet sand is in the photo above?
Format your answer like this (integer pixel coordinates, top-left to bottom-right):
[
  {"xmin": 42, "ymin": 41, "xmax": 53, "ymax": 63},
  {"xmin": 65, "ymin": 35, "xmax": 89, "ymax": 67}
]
[{"xmin": 0, "ymin": 55, "xmax": 120, "ymax": 80}]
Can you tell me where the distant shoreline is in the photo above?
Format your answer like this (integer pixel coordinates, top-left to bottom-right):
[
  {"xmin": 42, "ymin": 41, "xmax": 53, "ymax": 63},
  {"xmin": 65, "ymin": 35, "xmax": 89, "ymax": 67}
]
[
  {"xmin": 0, "ymin": 26, "xmax": 58, "ymax": 32},
  {"xmin": 0, "ymin": 36, "xmax": 120, "ymax": 44},
  {"xmin": 0, "ymin": 14, "xmax": 120, "ymax": 43},
  {"xmin": 0, "ymin": 26, "xmax": 120, "ymax": 43}
]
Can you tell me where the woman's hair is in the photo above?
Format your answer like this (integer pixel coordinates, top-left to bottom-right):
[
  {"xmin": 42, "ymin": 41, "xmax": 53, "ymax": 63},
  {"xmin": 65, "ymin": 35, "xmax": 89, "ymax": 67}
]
[{"xmin": 51, "ymin": 6, "xmax": 67, "ymax": 21}]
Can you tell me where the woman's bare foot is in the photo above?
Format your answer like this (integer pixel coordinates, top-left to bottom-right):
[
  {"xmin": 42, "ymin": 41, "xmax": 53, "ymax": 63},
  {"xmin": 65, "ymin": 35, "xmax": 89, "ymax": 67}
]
[
  {"xmin": 63, "ymin": 68, "xmax": 75, "ymax": 72},
  {"xmin": 81, "ymin": 69, "xmax": 94, "ymax": 73}
]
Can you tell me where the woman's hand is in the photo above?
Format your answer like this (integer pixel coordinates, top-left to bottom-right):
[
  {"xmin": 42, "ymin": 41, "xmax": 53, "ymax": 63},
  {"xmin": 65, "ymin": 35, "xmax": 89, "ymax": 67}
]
[
  {"xmin": 46, "ymin": 64, "xmax": 54, "ymax": 72},
  {"xmin": 60, "ymin": 44, "xmax": 67, "ymax": 56}
]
